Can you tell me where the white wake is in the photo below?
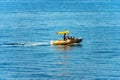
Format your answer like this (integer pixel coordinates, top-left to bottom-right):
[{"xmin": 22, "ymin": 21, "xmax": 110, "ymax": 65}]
[{"xmin": 2, "ymin": 42, "xmax": 49, "ymax": 47}]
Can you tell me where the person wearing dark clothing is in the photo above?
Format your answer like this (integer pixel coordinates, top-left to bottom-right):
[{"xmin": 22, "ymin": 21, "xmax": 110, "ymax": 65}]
[{"xmin": 63, "ymin": 33, "xmax": 66, "ymax": 41}]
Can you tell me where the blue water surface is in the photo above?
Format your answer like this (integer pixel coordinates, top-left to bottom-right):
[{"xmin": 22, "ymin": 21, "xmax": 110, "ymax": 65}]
[{"xmin": 0, "ymin": 0, "xmax": 120, "ymax": 80}]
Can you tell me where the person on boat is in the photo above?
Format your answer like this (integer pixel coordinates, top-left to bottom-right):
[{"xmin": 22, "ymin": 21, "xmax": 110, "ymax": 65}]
[
  {"xmin": 70, "ymin": 36, "xmax": 73, "ymax": 40},
  {"xmin": 72, "ymin": 36, "xmax": 75, "ymax": 40},
  {"xmin": 63, "ymin": 33, "xmax": 66, "ymax": 41}
]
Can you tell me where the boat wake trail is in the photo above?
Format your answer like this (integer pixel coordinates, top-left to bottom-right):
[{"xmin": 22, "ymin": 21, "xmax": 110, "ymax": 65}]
[{"xmin": 2, "ymin": 42, "xmax": 49, "ymax": 47}]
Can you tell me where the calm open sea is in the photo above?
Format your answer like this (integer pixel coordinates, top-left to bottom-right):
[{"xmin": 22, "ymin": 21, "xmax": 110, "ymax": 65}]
[{"xmin": 0, "ymin": 0, "xmax": 120, "ymax": 80}]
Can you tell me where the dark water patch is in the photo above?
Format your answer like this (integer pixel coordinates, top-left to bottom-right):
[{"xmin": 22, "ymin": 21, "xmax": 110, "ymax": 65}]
[
  {"xmin": 30, "ymin": 73, "xmax": 52, "ymax": 78},
  {"xmin": 93, "ymin": 50, "xmax": 116, "ymax": 54},
  {"xmin": 3, "ymin": 42, "xmax": 25, "ymax": 46},
  {"xmin": 33, "ymin": 52, "xmax": 51, "ymax": 58},
  {"xmin": 11, "ymin": 73, "xmax": 53, "ymax": 78},
  {"xmin": 0, "ymin": 35, "xmax": 10, "ymax": 38},
  {"xmin": 0, "ymin": 66, "xmax": 42, "ymax": 73},
  {"xmin": 33, "ymin": 28, "xmax": 51, "ymax": 31},
  {"xmin": 0, "ymin": 78, "xmax": 6, "ymax": 80},
  {"xmin": 0, "ymin": 62, "xmax": 19, "ymax": 66},
  {"xmin": 92, "ymin": 50, "xmax": 120, "ymax": 60},
  {"xmin": 26, "ymin": 32, "xmax": 50, "ymax": 36},
  {"xmin": 108, "ymin": 74, "xmax": 120, "ymax": 78},
  {"xmin": 94, "ymin": 78, "xmax": 111, "ymax": 80}
]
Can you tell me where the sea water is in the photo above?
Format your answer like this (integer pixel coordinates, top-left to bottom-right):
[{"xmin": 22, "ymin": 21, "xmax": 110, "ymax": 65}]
[{"xmin": 0, "ymin": 0, "xmax": 120, "ymax": 80}]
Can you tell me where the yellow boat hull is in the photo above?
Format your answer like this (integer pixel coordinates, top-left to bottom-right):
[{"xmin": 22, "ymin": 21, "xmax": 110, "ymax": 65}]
[
  {"xmin": 50, "ymin": 38, "xmax": 82, "ymax": 45},
  {"xmin": 50, "ymin": 39, "xmax": 71, "ymax": 45}
]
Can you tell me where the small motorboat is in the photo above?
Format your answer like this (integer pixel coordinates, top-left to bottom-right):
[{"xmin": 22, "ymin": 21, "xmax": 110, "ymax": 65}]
[{"xmin": 50, "ymin": 30, "xmax": 83, "ymax": 45}]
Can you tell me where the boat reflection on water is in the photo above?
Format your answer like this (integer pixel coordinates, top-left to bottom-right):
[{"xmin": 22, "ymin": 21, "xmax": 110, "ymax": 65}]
[
  {"xmin": 52, "ymin": 44, "xmax": 82, "ymax": 77},
  {"xmin": 56, "ymin": 45, "xmax": 70, "ymax": 52},
  {"xmin": 55, "ymin": 52, "xmax": 70, "ymax": 77},
  {"xmin": 54, "ymin": 44, "xmax": 82, "ymax": 52}
]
